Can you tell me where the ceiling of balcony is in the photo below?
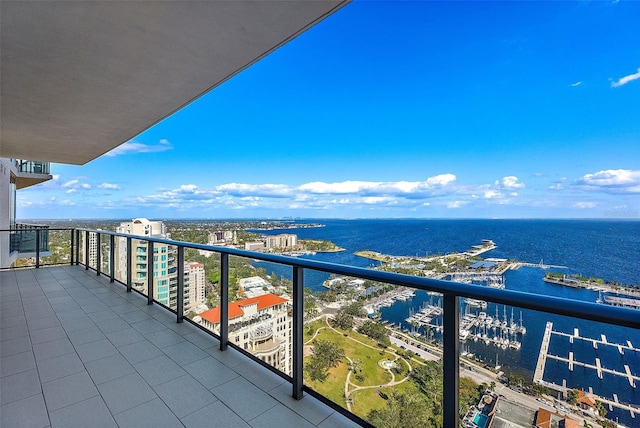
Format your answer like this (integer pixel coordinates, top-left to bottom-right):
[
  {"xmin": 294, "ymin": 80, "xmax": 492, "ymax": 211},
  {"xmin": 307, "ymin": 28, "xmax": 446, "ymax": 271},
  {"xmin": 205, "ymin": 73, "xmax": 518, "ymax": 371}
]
[{"xmin": 0, "ymin": 1, "xmax": 348, "ymax": 165}]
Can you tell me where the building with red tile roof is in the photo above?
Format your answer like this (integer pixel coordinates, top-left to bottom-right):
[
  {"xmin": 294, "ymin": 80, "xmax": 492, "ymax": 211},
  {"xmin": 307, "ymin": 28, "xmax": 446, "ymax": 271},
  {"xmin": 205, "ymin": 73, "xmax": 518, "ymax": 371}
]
[{"xmin": 199, "ymin": 293, "xmax": 291, "ymax": 374}]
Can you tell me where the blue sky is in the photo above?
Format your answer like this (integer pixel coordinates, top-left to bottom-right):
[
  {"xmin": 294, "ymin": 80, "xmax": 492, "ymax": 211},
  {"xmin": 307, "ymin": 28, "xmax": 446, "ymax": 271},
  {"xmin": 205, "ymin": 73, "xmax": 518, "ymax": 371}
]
[{"xmin": 19, "ymin": 1, "xmax": 640, "ymax": 219}]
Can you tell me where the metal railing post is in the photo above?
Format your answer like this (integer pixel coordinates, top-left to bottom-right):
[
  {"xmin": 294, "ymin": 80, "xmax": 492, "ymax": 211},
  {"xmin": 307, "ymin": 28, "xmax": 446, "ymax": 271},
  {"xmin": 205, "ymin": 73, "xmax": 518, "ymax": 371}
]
[
  {"xmin": 70, "ymin": 229, "xmax": 75, "ymax": 265},
  {"xmin": 109, "ymin": 234, "xmax": 115, "ymax": 283},
  {"xmin": 177, "ymin": 246, "xmax": 184, "ymax": 323},
  {"xmin": 219, "ymin": 253, "xmax": 229, "ymax": 351},
  {"xmin": 84, "ymin": 231, "xmax": 89, "ymax": 270},
  {"xmin": 96, "ymin": 233, "xmax": 101, "ymax": 276},
  {"xmin": 292, "ymin": 266, "xmax": 304, "ymax": 400},
  {"xmin": 147, "ymin": 241, "xmax": 154, "ymax": 305},
  {"xmin": 35, "ymin": 228, "xmax": 40, "ymax": 268},
  {"xmin": 443, "ymin": 294, "xmax": 460, "ymax": 428},
  {"xmin": 75, "ymin": 229, "xmax": 80, "ymax": 266},
  {"xmin": 126, "ymin": 237, "xmax": 132, "ymax": 292}
]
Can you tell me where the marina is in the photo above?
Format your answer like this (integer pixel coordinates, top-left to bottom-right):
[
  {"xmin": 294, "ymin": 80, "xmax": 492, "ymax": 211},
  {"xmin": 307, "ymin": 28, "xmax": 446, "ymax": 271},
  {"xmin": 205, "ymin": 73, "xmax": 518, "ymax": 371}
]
[{"xmin": 404, "ymin": 301, "xmax": 526, "ymax": 350}]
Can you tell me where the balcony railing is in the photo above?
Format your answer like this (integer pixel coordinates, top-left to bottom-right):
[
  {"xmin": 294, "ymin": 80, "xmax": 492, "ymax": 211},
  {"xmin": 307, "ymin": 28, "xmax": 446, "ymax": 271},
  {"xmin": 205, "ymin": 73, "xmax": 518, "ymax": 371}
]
[
  {"xmin": 11, "ymin": 159, "xmax": 51, "ymax": 174},
  {"xmin": 7, "ymin": 223, "xmax": 50, "ymax": 261},
  {"xmin": 2, "ymin": 226, "xmax": 639, "ymax": 427}
]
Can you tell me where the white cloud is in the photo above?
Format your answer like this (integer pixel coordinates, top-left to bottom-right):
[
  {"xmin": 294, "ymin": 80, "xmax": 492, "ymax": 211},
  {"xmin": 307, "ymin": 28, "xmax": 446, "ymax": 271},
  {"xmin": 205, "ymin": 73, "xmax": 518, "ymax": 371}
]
[
  {"xmin": 425, "ymin": 174, "xmax": 457, "ymax": 186},
  {"xmin": 497, "ymin": 176, "xmax": 525, "ymax": 189},
  {"xmin": 611, "ymin": 67, "xmax": 640, "ymax": 88},
  {"xmin": 573, "ymin": 202, "xmax": 596, "ymax": 209},
  {"xmin": 61, "ymin": 178, "xmax": 91, "ymax": 191},
  {"xmin": 570, "ymin": 81, "xmax": 582, "ymax": 87},
  {"xmin": 484, "ymin": 190, "xmax": 502, "ymax": 199},
  {"xmin": 575, "ymin": 169, "xmax": 640, "ymax": 193},
  {"xmin": 216, "ymin": 183, "xmax": 292, "ymax": 197},
  {"xmin": 105, "ymin": 139, "xmax": 173, "ymax": 157},
  {"xmin": 447, "ymin": 201, "xmax": 468, "ymax": 208},
  {"xmin": 98, "ymin": 183, "xmax": 121, "ymax": 190}
]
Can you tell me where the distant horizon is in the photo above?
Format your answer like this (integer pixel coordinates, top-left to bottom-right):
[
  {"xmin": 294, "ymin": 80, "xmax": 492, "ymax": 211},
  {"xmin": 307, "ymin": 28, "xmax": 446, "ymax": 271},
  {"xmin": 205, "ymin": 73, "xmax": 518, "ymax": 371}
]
[
  {"xmin": 17, "ymin": 1, "xmax": 639, "ymax": 219},
  {"xmin": 18, "ymin": 216, "xmax": 640, "ymax": 222}
]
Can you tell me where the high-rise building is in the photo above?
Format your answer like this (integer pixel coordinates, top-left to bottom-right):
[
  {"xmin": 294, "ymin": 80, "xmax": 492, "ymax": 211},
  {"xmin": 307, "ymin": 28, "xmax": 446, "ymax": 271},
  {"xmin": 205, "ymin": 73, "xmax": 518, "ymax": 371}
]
[
  {"xmin": 185, "ymin": 262, "xmax": 206, "ymax": 310},
  {"xmin": 198, "ymin": 293, "xmax": 292, "ymax": 375},
  {"xmin": 115, "ymin": 218, "xmax": 188, "ymax": 311},
  {"xmin": 265, "ymin": 233, "xmax": 298, "ymax": 250}
]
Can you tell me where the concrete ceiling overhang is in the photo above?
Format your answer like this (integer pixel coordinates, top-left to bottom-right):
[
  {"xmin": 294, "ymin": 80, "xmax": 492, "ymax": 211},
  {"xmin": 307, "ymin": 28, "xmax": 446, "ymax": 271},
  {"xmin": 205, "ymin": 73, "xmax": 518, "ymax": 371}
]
[{"xmin": 0, "ymin": 0, "xmax": 348, "ymax": 165}]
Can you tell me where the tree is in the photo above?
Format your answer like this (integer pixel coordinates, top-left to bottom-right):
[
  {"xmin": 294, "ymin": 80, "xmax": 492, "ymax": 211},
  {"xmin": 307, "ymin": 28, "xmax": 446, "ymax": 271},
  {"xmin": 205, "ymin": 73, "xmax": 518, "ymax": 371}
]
[
  {"xmin": 330, "ymin": 311, "xmax": 354, "ymax": 330},
  {"xmin": 357, "ymin": 320, "xmax": 391, "ymax": 346},
  {"xmin": 342, "ymin": 301, "xmax": 366, "ymax": 317},
  {"xmin": 367, "ymin": 391, "xmax": 440, "ymax": 428},
  {"xmin": 305, "ymin": 339, "xmax": 345, "ymax": 382},
  {"xmin": 303, "ymin": 288, "xmax": 319, "ymax": 321}
]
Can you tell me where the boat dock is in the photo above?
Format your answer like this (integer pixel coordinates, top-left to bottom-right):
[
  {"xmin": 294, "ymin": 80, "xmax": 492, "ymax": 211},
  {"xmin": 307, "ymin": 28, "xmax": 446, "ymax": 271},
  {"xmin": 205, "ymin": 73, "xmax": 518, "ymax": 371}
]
[
  {"xmin": 533, "ymin": 322, "xmax": 553, "ymax": 383},
  {"xmin": 545, "ymin": 354, "xmax": 638, "ymax": 387},
  {"xmin": 551, "ymin": 328, "xmax": 640, "ymax": 354},
  {"xmin": 510, "ymin": 260, "xmax": 568, "ymax": 270},
  {"xmin": 535, "ymin": 322, "xmax": 639, "ymax": 389}
]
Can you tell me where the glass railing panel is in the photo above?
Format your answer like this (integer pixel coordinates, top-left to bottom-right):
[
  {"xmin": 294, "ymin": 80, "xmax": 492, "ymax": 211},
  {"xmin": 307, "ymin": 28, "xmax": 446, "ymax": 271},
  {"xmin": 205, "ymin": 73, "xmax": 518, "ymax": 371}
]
[
  {"xmin": 186, "ymin": 248, "xmax": 220, "ymax": 325},
  {"xmin": 457, "ymin": 299, "xmax": 640, "ymax": 428},
  {"xmin": 100, "ymin": 232, "xmax": 111, "ymax": 277},
  {"xmin": 39, "ymin": 229, "xmax": 70, "ymax": 267},
  {"xmin": 78, "ymin": 230, "xmax": 86, "ymax": 266},
  {"xmin": 130, "ymin": 238, "xmax": 150, "ymax": 299},
  {"xmin": 0, "ymin": 230, "xmax": 15, "ymax": 268},
  {"xmin": 113, "ymin": 235, "xmax": 128, "ymax": 284},
  {"xmin": 194, "ymin": 253, "xmax": 291, "ymax": 376},
  {"xmin": 302, "ymin": 272, "xmax": 442, "ymax": 426}
]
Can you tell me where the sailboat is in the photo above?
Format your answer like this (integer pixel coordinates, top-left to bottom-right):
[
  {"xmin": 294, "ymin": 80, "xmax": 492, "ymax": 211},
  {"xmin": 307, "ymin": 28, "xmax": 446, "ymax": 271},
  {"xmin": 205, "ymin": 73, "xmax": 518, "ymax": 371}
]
[{"xmin": 495, "ymin": 353, "xmax": 501, "ymax": 371}]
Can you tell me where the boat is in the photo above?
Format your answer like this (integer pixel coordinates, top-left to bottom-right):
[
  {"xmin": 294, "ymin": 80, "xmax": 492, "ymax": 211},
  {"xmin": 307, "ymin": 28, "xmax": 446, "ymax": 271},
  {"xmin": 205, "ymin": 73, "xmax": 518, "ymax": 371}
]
[{"xmin": 464, "ymin": 298, "xmax": 488, "ymax": 309}]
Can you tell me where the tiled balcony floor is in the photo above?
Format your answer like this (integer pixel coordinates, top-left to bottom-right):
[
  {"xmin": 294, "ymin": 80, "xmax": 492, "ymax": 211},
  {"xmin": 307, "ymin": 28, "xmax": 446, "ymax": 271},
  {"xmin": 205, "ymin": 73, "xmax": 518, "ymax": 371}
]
[{"xmin": 0, "ymin": 266, "xmax": 359, "ymax": 428}]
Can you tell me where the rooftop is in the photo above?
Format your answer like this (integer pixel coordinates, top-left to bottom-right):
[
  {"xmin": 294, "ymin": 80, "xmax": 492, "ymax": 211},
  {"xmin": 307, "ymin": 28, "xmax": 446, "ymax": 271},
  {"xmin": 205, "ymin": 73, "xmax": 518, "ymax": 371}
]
[{"xmin": 0, "ymin": 266, "xmax": 358, "ymax": 428}]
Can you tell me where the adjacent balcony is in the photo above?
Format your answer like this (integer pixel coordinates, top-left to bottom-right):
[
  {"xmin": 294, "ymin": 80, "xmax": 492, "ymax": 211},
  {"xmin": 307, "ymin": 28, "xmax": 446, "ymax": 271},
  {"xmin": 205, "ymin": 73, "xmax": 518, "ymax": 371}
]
[
  {"xmin": 11, "ymin": 159, "xmax": 52, "ymax": 189},
  {"xmin": 1, "ymin": 227, "xmax": 639, "ymax": 428}
]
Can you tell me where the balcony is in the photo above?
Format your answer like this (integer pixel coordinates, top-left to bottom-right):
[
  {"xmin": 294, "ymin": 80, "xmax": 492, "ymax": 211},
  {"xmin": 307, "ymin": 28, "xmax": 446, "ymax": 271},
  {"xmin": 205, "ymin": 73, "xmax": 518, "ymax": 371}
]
[
  {"xmin": 1, "ymin": 227, "xmax": 639, "ymax": 428},
  {"xmin": 11, "ymin": 159, "xmax": 52, "ymax": 189}
]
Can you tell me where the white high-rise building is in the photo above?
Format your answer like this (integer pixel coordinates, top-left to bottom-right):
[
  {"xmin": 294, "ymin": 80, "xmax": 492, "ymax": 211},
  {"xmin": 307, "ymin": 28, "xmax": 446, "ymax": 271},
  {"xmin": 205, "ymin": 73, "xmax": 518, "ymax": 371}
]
[
  {"xmin": 199, "ymin": 293, "xmax": 292, "ymax": 375},
  {"xmin": 115, "ymin": 218, "xmax": 187, "ymax": 311},
  {"xmin": 185, "ymin": 262, "xmax": 206, "ymax": 310},
  {"xmin": 264, "ymin": 233, "xmax": 297, "ymax": 250}
]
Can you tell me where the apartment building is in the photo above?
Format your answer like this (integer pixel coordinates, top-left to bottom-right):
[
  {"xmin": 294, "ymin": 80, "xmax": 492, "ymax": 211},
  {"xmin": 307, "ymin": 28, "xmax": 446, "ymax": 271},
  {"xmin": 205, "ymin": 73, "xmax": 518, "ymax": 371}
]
[
  {"xmin": 198, "ymin": 293, "xmax": 292, "ymax": 375},
  {"xmin": 115, "ymin": 218, "xmax": 188, "ymax": 311},
  {"xmin": 209, "ymin": 230, "xmax": 238, "ymax": 245},
  {"xmin": 185, "ymin": 261, "xmax": 206, "ymax": 310},
  {"xmin": 0, "ymin": 158, "xmax": 53, "ymax": 268},
  {"xmin": 265, "ymin": 233, "xmax": 298, "ymax": 250}
]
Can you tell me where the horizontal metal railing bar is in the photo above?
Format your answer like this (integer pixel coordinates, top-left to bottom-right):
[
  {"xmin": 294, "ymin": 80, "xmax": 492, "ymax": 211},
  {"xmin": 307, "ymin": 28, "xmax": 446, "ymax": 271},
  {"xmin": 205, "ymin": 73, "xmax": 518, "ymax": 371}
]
[{"xmin": 74, "ymin": 228, "xmax": 640, "ymax": 330}]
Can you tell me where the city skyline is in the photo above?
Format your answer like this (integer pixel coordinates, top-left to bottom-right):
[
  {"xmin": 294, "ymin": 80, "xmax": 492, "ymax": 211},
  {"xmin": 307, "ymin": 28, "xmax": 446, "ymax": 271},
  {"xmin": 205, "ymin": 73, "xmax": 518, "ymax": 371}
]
[{"xmin": 18, "ymin": 1, "xmax": 640, "ymax": 219}]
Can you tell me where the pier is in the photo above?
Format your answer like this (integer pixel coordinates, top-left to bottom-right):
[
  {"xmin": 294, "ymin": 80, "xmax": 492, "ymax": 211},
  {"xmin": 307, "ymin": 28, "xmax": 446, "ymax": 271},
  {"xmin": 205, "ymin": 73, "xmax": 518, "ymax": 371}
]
[
  {"xmin": 551, "ymin": 329, "xmax": 640, "ymax": 353},
  {"xmin": 535, "ymin": 322, "xmax": 639, "ymax": 389},
  {"xmin": 533, "ymin": 322, "xmax": 553, "ymax": 383},
  {"xmin": 510, "ymin": 260, "xmax": 568, "ymax": 270}
]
